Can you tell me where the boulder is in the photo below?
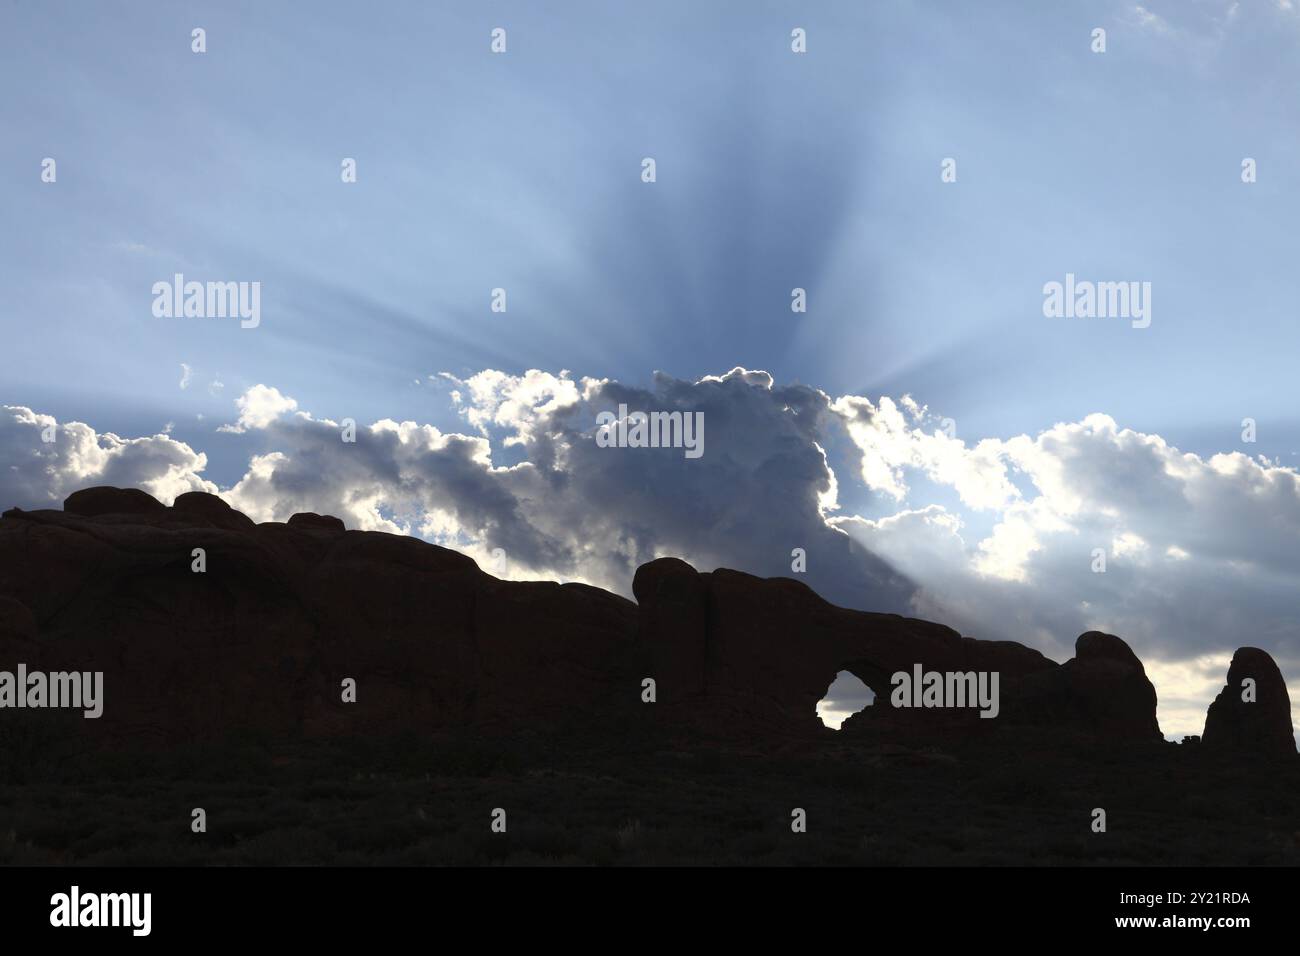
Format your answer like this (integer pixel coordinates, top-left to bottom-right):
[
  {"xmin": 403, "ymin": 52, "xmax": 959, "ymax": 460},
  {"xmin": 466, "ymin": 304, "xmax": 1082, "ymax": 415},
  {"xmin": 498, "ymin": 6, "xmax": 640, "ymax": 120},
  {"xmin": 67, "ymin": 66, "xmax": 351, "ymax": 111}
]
[{"xmin": 286, "ymin": 512, "xmax": 346, "ymax": 533}]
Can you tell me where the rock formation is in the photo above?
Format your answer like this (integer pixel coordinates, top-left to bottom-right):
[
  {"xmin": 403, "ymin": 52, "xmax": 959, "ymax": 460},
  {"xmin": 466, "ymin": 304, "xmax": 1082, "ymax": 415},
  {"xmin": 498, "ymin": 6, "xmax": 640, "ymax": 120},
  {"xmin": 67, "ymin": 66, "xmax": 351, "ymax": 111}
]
[
  {"xmin": 1202, "ymin": 647, "xmax": 1296, "ymax": 757},
  {"xmin": 0, "ymin": 489, "xmax": 639, "ymax": 747},
  {"xmin": 0, "ymin": 486, "xmax": 1289, "ymax": 760},
  {"xmin": 635, "ymin": 556, "xmax": 1058, "ymax": 742},
  {"xmin": 1003, "ymin": 630, "xmax": 1164, "ymax": 743}
]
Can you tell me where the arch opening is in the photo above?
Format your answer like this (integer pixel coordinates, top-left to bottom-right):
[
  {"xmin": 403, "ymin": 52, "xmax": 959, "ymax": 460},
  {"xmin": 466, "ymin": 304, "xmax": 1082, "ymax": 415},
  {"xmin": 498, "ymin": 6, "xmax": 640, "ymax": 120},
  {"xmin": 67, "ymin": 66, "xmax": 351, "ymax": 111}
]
[{"xmin": 817, "ymin": 670, "xmax": 876, "ymax": 730}]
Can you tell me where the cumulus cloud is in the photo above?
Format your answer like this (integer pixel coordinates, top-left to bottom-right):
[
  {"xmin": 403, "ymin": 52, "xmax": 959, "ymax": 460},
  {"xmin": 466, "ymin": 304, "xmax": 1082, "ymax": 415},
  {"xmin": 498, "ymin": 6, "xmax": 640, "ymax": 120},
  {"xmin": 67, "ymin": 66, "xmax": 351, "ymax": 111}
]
[
  {"xmin": 833, "ymin": 409, "xmax": 1300, "ymax": 668},
  {"xmin": 219, "ymin": 369, "xmax": 915, "ymax": 612},
  {"xmin": 0, "ymin": 405, "xmax": 215, "ymax": 509},
  {"xmin": 833, "ymin": 394, "xmax": 1020, "ymax": 511},
  {"xmin": 219, "ymin": 384, "xmax": 299, "ymax": 433}
]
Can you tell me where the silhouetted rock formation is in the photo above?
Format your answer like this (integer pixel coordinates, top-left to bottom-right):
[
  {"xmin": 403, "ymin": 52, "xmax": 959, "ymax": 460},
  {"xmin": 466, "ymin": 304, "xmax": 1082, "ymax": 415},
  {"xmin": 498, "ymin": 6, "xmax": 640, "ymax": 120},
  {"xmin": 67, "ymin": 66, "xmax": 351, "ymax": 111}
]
[
  {"xmin": 286, "ymin": 512, "xmax": 346, "ymax": 533},
  {"xmin": 172, "ymin": 490, "xmax": 256, "ymax": 531},
  {"xmin": 1202, "ymin": 647, "xmax": 1296, "ymax": 757},
  {"xmin": 0, "ymin": 486, "xmax": 1288, "ymax": 760},
  {"xmin": 636, "ymin": 556, "xmax": 1057, "ymax": 742},
  {"xmin": 64, "ymin": 485, "xmax": 168, "ymax": 517},
  {"xmin": 1008, "ymin": 631, "xmax": 1164, "ymax": 743},
  {"xmin": 0, "ymin": 487, "xmax": 639, "ymax": 747}
]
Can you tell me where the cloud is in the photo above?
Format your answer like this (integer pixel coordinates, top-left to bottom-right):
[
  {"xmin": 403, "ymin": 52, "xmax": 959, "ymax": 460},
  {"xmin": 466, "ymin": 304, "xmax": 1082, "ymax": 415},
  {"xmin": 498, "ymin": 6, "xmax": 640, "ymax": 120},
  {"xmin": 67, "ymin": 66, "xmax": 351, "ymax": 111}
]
[
  {"xmin": 1131, "ymin": 4, "xmax": 1172, "ymax": 33},
  {"xmin": 0, "ymin": 405, "xmax": 215, "ymax": 509},
  {"xmin": 832, "ymin": 394, "xmax": 1020, "ymax": 511},
  {"xmin": 179, "ymin": 363, "xmax": 192, "ymax": 390},
  {"xmin": 831, "ymin": 405, "xmax": 1300, "ymax": 733},
  {"xmin": 219, "ymin": 384, "xmax": 298, "ymax": 433},
  {"xmin": 817, "ymin": 670, "xmax": 876, "ymax": 730},
  {"xmin": 218, "ymin": 370, "xmax": 916, "ymax": 612}
]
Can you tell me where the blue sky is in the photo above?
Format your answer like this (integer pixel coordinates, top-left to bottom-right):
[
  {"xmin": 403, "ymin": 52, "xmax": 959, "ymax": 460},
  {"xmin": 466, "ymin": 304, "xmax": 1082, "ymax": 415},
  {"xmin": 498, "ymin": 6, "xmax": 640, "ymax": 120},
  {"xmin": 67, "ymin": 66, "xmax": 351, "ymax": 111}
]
[
  {"xmin": 4, "ymin": 0, "xmax": 1300, "ymax": 736},
  {"xmin": 6, "ymin": 0, "xmax": 1300, "ymax": 475}
]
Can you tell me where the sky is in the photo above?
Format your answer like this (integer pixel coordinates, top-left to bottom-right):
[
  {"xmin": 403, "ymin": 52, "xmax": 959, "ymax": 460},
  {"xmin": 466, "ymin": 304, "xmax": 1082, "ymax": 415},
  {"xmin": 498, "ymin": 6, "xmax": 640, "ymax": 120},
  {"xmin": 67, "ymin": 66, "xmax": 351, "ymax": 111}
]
[{"xmin": 3, "ymin": 0, "xmax": 1300, "ymax": 740}]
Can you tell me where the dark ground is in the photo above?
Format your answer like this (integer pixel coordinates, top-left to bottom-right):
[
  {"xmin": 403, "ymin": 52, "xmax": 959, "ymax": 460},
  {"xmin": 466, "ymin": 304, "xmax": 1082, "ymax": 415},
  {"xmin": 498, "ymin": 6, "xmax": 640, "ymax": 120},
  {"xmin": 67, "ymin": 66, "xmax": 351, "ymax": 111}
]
[{"xmin": 3, "ymin": 720, "xmax": 1296, "ymax": 866}]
